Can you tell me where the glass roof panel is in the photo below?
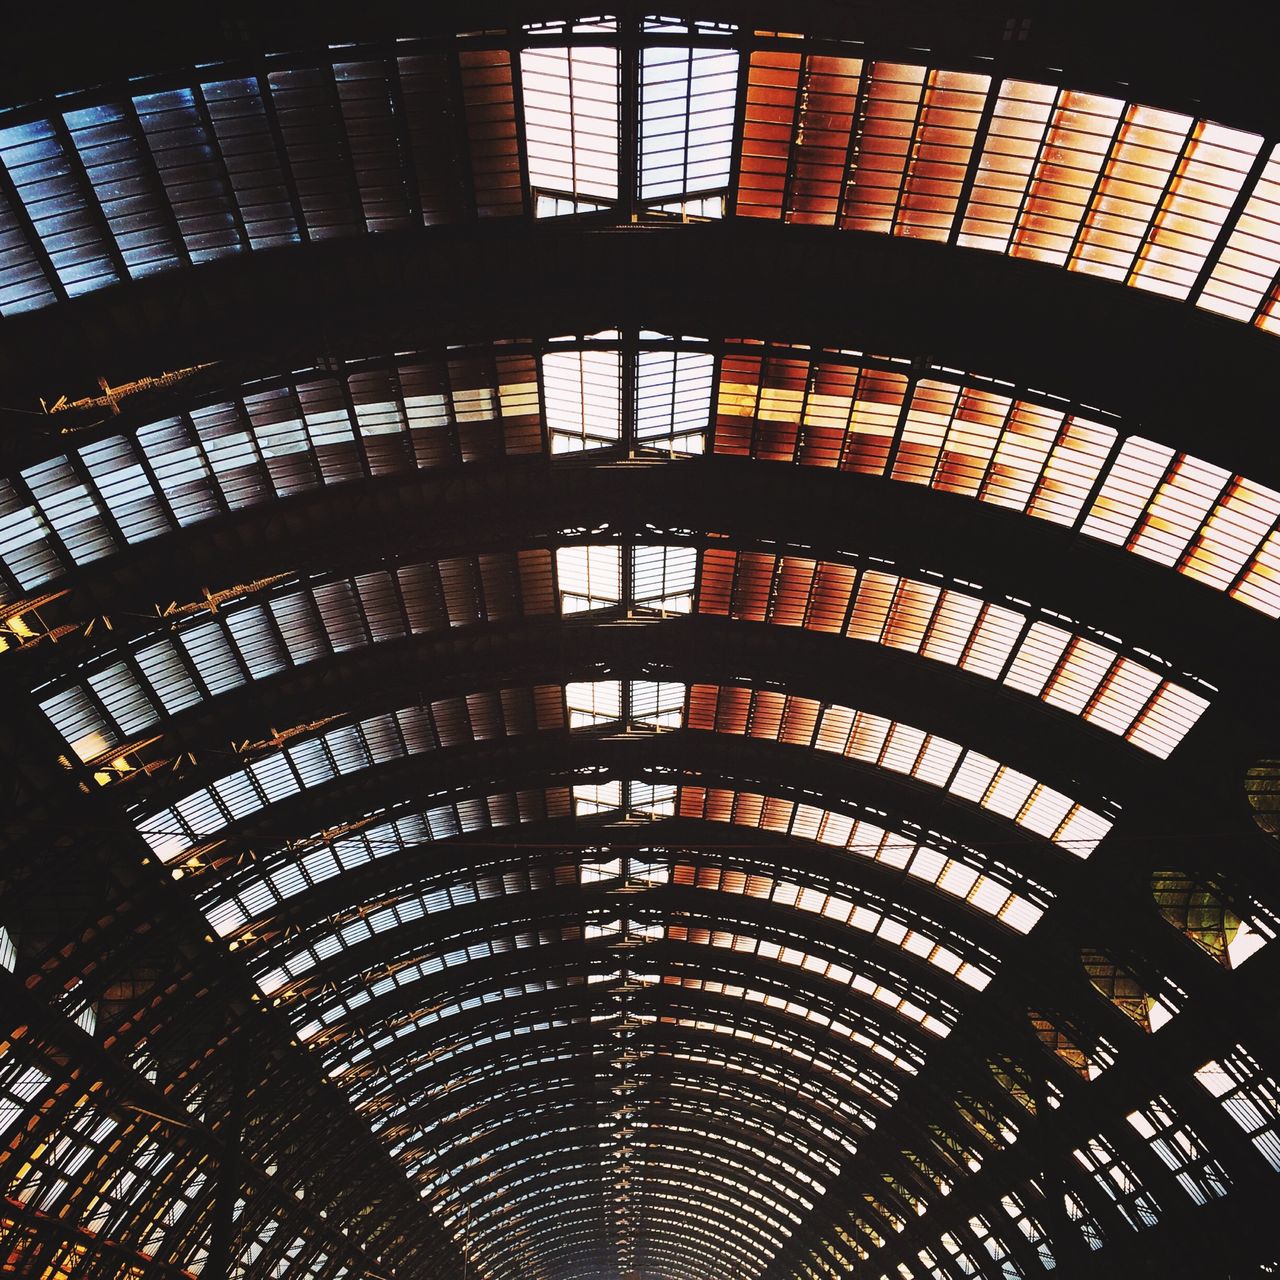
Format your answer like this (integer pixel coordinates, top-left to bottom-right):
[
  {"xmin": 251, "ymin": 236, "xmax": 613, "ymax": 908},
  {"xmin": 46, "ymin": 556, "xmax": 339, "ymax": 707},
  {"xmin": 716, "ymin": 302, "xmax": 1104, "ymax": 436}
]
[
  {"xmin": 0, "ymin": 118, "xmax": 123, "ymax": 296},
  {"xmin": 1200, "ymin": 144, "xmax": 1280, "ymax": 324},
  {"xmin": 543, "ymin": 348, "xmax": 623, "ymax": 450},
  {"xmin": 635, "ymin": 347, "xmax": 714, "ymax": 454},
  {"xmin": 0, "ymin": 42, "xmax": 1276, "ymax": 352},
  {"xmin": 0, "ymin": 337, "xmax": 1271, "ymax": 636},
  {"xmin": 521, "ymin": 44, "xmax": 620, "ymax": 206},
  {"xmin": 639, "ymin": 46, "xmax": 740, "ymax": 202},
  {"xmin": 557, "ymin": 543, "xmax": 622, "ymax": 610},
  {"xmin": 699, "ymin": 547, "xmax": 1208, "ymax": 756},
  {"xmin": 689, "ymin": 682, "xmax": 1109, "ymax": 856}
]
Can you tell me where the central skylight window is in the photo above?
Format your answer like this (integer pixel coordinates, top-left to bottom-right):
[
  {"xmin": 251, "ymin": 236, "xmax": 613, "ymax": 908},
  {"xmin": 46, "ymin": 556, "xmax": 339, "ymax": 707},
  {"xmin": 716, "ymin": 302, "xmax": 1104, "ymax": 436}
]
[
  {"xmin": 521, "ymin": 36, "xmax": 620, "ymax": 212},
  {"xmin": 636, "ymin": 348, "xmax": 714, "ymax": 452},
  {"xmin": 517, "ymin": 27, "xmax": 741, "ymax": 216},
  {"xmin": 543, "ymin": 348, "xmax": 623, "ymax": 451},
  {"xmin": 573, "ymin": 777, "xmax": 677, "ymax": 817},
  {"xmin": 566, "ymin": 679, "xmax": 686, "ymax": 728},
  {"xmin": 542, "ymin": 334, "xmax": 712, "ymax": 454},
  {"xmin": 639, "ymin": 46, "xmax": 740, "ymax": 205},
  {"xmin": 556, "ymin": 544, "xmax": 697, "ymax": 613}
]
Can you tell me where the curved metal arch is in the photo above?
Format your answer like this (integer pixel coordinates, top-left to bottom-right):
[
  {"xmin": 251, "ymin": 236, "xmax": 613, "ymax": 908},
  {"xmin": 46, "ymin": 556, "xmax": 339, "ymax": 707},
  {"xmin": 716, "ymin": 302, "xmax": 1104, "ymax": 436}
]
[
  {"xmin": 99, "ymin": 634, "xmax": 1121, "ymax": 844},
  {"xmin": 455, "ymin": 1153, "xmax": 796, "ymax": 1263},
  {"xmin": 0, "ymin": 18, "xmax": 1275, "ymax": 361},
  {"xmin": 246, "ymin": 871, "xmax": 992, "ymax": 1055},
  {"xmin": 454, "ymin": 1162, "xmax": 788, "ymax": 1260},
  {"xmin": 507, "ymin": 1203, "xmax": 782, "ymax": 1280},
  {"xmin": 482, "ymin": 1200, "xmax": 769, "ymax": 1280},
  {"xmin": 413, "ymin": 1123, "xmax": 812, "ymax": 1243},
  {"xmin": 3, "ymin": 0, "xmax": 1275, "ymax": 137},
  {"xmin": 4, "ymin": 439, "xmax": 1231, "ymax": 761},
  {"xmin": 1, "ymin": 223, "xmax": 1276, "ymax": 493},
  {"xmin": 5, "ymin": 444, "xmax": 1263, "ymax": 721},
  {"xmin": 143, "ymin": 744, "xmax": 1061, "ymax": 963},
  {"xmin": 320, "ymin": 982, "xmax": 898, "ymax": 1150},
  {"xmin": 236, "ymin": 834, "xmax": 1007, "ymax": 1000},
  {"xmin": 622, "ymin": 1220, "xmax": 781, "ymax": 1280},
  {"xmin": 287, "ymin": 926, "xmax": 946, "ymax": 1088},
  {"xmin": 5, "ymin": 319, "xmax": 1273, "ymax": 651},
  {"xmin": 360, "ymin": 1018, "xmax": 885, "ymax": 1187},
  {"xmin": 402, "ymin": 1073, "xmax": 835, "ymax": 1193},
  {"xmin": 413, "ymin": 1102, "xmax": 827, "ymax": 1229},
  {"xmin": 107, "ymin": 699, "xmax": 1113, "ymax": 873},
  {"xmin": 301, "ymin": 952, "xmax": 1038, "ymax": 1210},
  {"xmin": 393, "ymin": 1067, "xmax": 848, "ymax": 1187},
  {"xmin": 0, "ymin": 20, "xmax": 1274, "ymax": 1280},
  {"xmin": 1, "ymin": 408, "xmax": 1272, "ymax": 729},
  {"xmin": 387, "ymin": 1068, "xmax": 844, "ymax": 1200},
  {"xmin": 30, "ymin": 594, "xmax": 1159, "ymax": 813},
  {"xmin": 202, "ymin": 823, "xmax": 1016, "ymax": 1026},
  {"xmin": 364, "ymin": 1018, "xmax": 870, "ymax": 1167}
]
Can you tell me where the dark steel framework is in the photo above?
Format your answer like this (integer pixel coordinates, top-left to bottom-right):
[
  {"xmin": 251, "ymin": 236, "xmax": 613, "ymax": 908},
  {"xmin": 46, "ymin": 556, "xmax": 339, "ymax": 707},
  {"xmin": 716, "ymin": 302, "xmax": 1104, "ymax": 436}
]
[{"xmin": 1, "ymin": 5, "xmax": 1279, "ymax": 1280}]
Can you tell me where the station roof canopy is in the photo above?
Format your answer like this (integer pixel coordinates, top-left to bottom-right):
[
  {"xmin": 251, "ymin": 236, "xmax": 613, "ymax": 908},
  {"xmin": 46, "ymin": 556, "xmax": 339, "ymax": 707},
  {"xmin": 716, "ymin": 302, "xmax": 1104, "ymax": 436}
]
[{"xmin": 1, "ymin": 5, "xmax": 1279, "ymax": 1280}]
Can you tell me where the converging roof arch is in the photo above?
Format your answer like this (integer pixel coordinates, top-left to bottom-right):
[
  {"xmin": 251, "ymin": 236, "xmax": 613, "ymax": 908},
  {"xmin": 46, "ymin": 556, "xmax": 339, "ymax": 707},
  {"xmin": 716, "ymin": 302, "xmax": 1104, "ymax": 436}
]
[{"xmin": 1, "ymin": 6, "xmax": 1280, "ymax": 1280}]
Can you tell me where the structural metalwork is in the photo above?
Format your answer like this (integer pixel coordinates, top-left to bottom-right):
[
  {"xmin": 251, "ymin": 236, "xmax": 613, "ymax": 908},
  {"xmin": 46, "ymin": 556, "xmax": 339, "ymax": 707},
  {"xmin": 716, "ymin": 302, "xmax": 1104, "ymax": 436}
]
[{"xmin": 0, "ymin": 4, "xmax": 1279, "ymax": 1280}]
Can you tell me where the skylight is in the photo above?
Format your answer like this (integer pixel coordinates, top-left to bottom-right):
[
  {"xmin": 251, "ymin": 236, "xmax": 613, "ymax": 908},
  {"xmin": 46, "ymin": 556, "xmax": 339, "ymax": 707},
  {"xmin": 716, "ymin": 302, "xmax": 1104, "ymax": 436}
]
[
  {"xmin": 635, "ymin": 347, "xmax": 714, "ymax": 453},
  {"xmin": 521, "ymin": 44, "xmax": 620, "ymax": 208},
  {"xmin": 639, "ymin": 46, "xmax": 740, "ymax": 203},
  {"xmin": 543, "ymin": 348, "xmax": 623, "ymax": 450},
  {"xmin": 555, "ymin": 543, "xmax": 697, "ymax": 613}
]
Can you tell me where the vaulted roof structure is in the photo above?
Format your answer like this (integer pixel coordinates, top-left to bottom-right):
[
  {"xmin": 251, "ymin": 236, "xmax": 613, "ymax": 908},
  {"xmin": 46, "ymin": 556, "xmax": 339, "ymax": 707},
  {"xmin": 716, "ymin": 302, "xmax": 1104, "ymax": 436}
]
[{"xmin": 1, "ymin": 4, "xmax": 1279, "ymax": 1279}]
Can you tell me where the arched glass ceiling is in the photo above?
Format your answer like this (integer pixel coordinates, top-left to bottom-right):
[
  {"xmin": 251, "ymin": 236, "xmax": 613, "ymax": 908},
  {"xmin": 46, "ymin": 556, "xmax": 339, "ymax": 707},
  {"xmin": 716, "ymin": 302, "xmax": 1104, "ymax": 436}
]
[
  {"xmin": 110, "ymin": 680, "xmax": 1111, "ymax": 880},
  {"xmin": 1, "ymin": 23, "xmax": 1280, "ymax": 339},
  {"xmin": 2, "ymin": 334, "xmax": 1277, "ymax": 630},
  {"xmin": 123, "ymin": 707, "xmax": 1115, "ymax": 1280},
  {"xmin": 24, "ymin": 535, "xmax": 1211, "ymax": 793},
  {"xmin": 3, "ymin": 19, "xmax": 1280, "ymax": 1280}
]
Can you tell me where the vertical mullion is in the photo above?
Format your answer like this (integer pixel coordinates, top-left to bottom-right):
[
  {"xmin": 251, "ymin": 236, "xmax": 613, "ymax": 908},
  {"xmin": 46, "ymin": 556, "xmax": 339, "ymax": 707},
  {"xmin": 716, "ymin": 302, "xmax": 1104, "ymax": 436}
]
[
  {"xmin": 385, "ymin": 55, "xmax": 426, "ymax": 227},
  {"xmin": 1225, "ymin": 513, "xmax": 1280, "ymax": 596},
  {"xmin": 122, "ymin": 97, "xmax": 194, "ymax": 268},
  {"xmin": 704, "ymin": 347, "xmax": 724, "ymax": 455},
  {"xmin": 945, "ymin": 75, "xmax": 1003, "ymax": 248},
  {"xmin": 1121, "ymin": 452, "xmax": 1183, "ymax": 553},
  {"xmin": 506, "ymin": 34, "xmax": 534, "ymax": 219},
  {"xmin": 723, "ymin": 32, "xmax": 753, "ymax": 215},
  {"xmin": 972, "ymin": 391, "xmax": 1020, "ymax": 501},
  {"xmin": 255, "ymin": 69, "xmax": 312, "ymax": 242},
  {"xmin": 883, "ymin": 361, "xmax": 926, "ymax": 475},
  {"xmin": 191, "ymin": 82, "xmax": 254, "ymax": 251},
  {"xmin": 321, "ymin": 63, "xmax": 374, "ymax": 235},
  {"xmin": 886, "ymin": 71, "xmax": 932, "ymax": 234},
  {"xmin": 1188, "ymin": 137, "xmax": 1275, "ymax": 305},
  {"xmin": 333, "ymin": 366, "xmax": 376, "ymax": 482},
  {"xmin": 621, "ymin": 530, "xmax": 634, "ymax": 618},
  {"xmin": 48, "ymin": 113, "xmax": 131, "ymax": 282},
  {"xmin": 1002, "ymin": 87, "xmax": 1060, "ymax": 255},
  {"xmin": 1064, "ymin": 417, "xmax": 1127, "ymax": 537},
  {"xmin": 1122, "ymin": 121, "xmax": 1197, "ymax": 289},
  {"xmin": 448, "ymin": 45, "xmax": 481, "ymax": 221},
  {"xmin": 778, "ymin": 52, "xmax": 809, "ymax": 221},
  {"xmin": 1063, "ymin": 103, "xmax": 1132, "ymax": 269},
  {"xmin": 533, "ymin": 340, "xmax": 552, "ymax": 456},
  {"xmin": 621, "ymin": 16, "xmax": 639, "ymax": 217},
  {"xmin": 1173, "ymin": 470, "xmax": 1237, "ymax": 574},
  {"xmin": 622, "ymin": 332, "xmax": 638, "ymax": 457}
]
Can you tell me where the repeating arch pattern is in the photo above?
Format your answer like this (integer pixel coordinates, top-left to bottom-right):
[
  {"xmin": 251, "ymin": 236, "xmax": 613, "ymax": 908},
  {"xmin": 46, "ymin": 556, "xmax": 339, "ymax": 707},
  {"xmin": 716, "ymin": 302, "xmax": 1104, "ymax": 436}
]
[{"xmin": 1, "ymin": 7, "xmax": 1279, "ymax": 1280}]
